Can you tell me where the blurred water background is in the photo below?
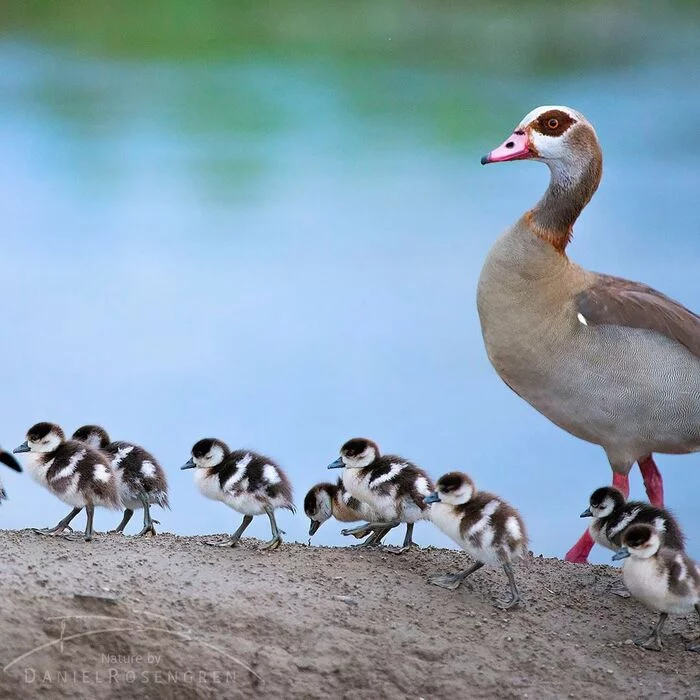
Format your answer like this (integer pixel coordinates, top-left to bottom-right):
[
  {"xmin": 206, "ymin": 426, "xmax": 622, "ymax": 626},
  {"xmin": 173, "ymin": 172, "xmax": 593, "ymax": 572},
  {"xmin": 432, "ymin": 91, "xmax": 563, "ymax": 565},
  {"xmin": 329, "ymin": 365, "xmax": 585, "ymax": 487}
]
[{"xmin": 1, "ymin": 1, "xmax": 699, "ymax": 562}]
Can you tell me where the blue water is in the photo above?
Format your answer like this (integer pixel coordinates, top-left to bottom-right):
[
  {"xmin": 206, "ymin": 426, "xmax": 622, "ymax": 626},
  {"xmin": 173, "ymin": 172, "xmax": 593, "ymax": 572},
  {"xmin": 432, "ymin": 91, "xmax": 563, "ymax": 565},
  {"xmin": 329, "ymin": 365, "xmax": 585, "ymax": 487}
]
[{"xmin": 1, "ymin": 27, "xmax": 699, "ymax": 563}]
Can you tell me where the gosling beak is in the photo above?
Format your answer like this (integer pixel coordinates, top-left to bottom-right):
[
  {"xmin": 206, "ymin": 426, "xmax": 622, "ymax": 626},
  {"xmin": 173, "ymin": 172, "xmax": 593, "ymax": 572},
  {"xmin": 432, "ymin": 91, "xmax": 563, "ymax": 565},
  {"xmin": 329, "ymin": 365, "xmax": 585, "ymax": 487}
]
[
  {"xmin": 327, "ymin": 457, "xmax": 344, "ymax": 470},
  {"xmin": 0, "ymin": 451, "xmax": 23, "ymax": 471},
  {"xmin": 481, "ymin": 130, "xmax": 532, "ymax": 164},
  {"xmin": 612, "ymin": 547, "xmax": 631, "ymax": 561},
  {"xmin": 180, "ymin": 458, "xmax": 196, "ymax": 470},
  {"xmin": 12, "ymin": 442, "xmax": 30, "ymax": 455},
  {"xmin": 580, "ymin": 507, "xmax": 593, "ymax": 518},
  {"xmin": 424, "ymin": 492, "xmax": 441, "ymax": 504},
  {"xmin": 308, "ymin": 520, "xmax": 321, "ymax": 536}
]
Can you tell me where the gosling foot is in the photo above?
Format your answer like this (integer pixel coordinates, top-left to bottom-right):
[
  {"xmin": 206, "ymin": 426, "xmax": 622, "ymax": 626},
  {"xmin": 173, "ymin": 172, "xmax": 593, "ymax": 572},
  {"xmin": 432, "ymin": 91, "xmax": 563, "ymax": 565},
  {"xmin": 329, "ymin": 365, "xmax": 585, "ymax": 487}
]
[
  {"xmin": 382, "ymin": 544, "xmax": 415, "ymax": 555},
  {"xmin": 61, "ymin": 531, "xmax": 93, "ymax": 543},
  {"xmin": 203, "ymin": 537, "xmax": 238, "ymax": 547},
  {"xmin": 635, "ymin": 634, "xmax": 663, "ymax": 652},
  {"xmin": 260, "ymin": 535, "xmax": 283, "ymax": 551},
  {"xmin": 493, "ymin": 593, "xmax": 522, "ymax": 610},
  {"xmin": 34, "ymin": 525, "xmax": 73, "ymax": 537},
  {"xmin": 428, "ymin": 573, "xmax": 467, "ymax": 591},
  {"xmin": 609, "ymin": 580, "xmax": 631, "ymax": 598},
  {"xmin": 136, "ymin": 520, "xmax": 159, "ymax": 537},
  {"xmin": 341, "ymin": 524, "xmax": 373, "ymax": 539}
]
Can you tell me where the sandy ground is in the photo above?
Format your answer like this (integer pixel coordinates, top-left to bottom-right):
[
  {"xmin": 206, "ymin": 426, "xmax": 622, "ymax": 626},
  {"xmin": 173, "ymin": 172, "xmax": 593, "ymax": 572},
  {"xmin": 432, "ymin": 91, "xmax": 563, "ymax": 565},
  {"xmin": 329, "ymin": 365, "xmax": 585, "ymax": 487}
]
[{"xmin": 0, "ymin": 530, "xmax": 698, "ymax": 699}]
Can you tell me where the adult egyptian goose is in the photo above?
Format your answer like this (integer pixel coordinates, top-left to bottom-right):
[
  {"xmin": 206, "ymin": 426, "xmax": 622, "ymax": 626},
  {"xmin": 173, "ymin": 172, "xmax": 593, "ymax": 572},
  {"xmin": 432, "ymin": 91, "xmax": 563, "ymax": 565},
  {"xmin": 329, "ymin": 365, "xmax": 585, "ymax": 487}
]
[{"xmin": 478, "ymin": 106, "xmax": 700, "ymax": 563}]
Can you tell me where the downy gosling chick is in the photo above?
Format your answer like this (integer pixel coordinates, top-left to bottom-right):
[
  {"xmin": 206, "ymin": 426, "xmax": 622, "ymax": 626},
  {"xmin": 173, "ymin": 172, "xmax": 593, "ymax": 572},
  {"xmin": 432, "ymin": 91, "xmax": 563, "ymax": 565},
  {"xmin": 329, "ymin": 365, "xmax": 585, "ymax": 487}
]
[
  {"xmin": 425, "ymin": 472, "xmax": 528, "ymax": 609},
  {"xmin": 14, "ymin": 422, "xmax": 120, "ymax": 541},
  {"xmin": 304, "ymin": 479, "xmax": 396, "ymax": 546},
  {"xmin": 328, "ymin": 437, "xmax": 433, "ymax": 553},
  {"xmin": 72, "ymin": 425, "xmax": 170, "ymax": 537},
  {"xmin": 0, "ymin": 449, "xmax": 22, "ymax": 503},
  {"xmin": 613, "ymin": 524, "xmax": 700, "ymax": 652},
  {"xmin": 582, "ymin": 486, "xmax": 684, "ymax": 553},
  {"xmin": 182, "ymin": 438, "xmax": 294, "ymax": 550}
]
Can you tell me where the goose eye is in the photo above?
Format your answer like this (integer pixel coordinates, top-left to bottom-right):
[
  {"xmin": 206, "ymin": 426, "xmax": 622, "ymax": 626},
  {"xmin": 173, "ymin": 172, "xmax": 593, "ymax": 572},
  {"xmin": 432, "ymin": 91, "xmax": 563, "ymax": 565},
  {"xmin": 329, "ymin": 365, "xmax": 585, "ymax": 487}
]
[{"xmin": 547, "ymin": 118, "xmax": 559, "ymax": 130}]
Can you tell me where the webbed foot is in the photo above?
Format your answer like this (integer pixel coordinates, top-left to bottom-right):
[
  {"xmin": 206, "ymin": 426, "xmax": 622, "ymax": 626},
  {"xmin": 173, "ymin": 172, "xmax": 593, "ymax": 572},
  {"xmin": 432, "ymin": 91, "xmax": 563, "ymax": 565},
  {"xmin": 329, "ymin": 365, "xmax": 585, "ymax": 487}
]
[
  {"xmin": 635, "ymin": 635, "xmax": 663, "ymax": 651},
  {"xmin": 203, "ymin": 537, "xmax": 237, "ymax": 547},
  {"xmin": 34, "ymin": 525, "xmax": 73, "ymax": 537},
  {"xmin": 493, "ymin": 593, "xmax": 522, "ymax": 610},
  {"xmin": 136, "ymin": 522, "xmax": 158, "ymax": 537},
  {"xmin": 428, "ymin": 573, "xmax": 466, "ymax": 590},
  {"xmin": 260, "ymin": 535, "xmax": 283, "ymax": 551}
]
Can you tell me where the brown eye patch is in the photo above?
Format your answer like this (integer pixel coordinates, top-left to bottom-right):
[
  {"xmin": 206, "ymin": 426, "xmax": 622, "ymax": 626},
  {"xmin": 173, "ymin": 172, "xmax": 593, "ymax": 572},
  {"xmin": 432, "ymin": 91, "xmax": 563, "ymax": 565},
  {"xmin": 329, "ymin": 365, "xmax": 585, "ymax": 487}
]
[{"xmin": 532, "ymin": 109, "xmax": 575, "ymax": 137}]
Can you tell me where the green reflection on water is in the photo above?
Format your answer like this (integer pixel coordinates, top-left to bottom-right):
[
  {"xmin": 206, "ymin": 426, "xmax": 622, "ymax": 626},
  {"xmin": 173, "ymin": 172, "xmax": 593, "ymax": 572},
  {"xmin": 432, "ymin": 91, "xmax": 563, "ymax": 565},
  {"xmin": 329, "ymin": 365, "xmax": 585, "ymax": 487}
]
[
  {"xmin": 2, "ymin": 0, "xmax": 698, "ymax": 71},
  {"xmin": 2, "ymin": 1, "xmax": 698, "ymax": 199}
]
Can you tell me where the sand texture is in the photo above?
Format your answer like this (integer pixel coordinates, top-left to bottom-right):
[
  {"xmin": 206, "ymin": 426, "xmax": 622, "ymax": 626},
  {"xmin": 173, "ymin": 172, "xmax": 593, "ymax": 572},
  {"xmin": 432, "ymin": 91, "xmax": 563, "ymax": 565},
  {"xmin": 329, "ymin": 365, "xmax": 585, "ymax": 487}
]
[{"xmin": 0, "ymin": 530, "xmax": 698, "ymax": 699}]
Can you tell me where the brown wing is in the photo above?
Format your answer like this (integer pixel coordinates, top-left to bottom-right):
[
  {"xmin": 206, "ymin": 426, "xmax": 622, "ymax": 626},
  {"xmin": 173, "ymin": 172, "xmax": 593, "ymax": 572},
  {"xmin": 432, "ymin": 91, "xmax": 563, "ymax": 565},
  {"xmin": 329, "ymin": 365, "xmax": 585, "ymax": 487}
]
[{"xmin": 576, "ymin": 274, "xmax": 700, "ymax": 359}]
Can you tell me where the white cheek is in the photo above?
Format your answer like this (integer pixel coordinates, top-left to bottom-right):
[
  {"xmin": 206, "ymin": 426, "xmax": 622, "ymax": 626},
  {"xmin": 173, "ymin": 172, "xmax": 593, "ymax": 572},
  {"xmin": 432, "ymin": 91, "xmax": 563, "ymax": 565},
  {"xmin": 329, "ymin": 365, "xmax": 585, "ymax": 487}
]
[
  {"xmin": 208, "ymin": 445, "xmax": 225, "ymax": 466},
  {"xmin": 531, "ymin": 132, "xmax": 568, "ymax": 160}
]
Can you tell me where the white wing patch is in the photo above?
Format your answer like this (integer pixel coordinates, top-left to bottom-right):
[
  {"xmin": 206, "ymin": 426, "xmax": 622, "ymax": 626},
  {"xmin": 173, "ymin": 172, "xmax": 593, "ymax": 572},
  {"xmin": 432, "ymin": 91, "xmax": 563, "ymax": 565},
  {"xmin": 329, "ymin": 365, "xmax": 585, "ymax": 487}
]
[
  {"xmin": 505, "ymin": 516, "xmax": 521, "ymax": 540},
  {"xmin": 93, "ymin": 463, "xmax": 112, "ymax": 483},
  {"xmin": 653, "ymin": 516, "xmax": 667, "ymax": 533},
  {"xmin": 236, "ymin": 453, "xmax": 253, "ymax": 471},
  {"xmin": 112, "ymin": 445, "xmax": 134, "ymax": 470},
  {"xmin": 608, "ymin": 507, "xmax": 642, "ymax": 539},
  {"xmin": 414, "ymin": 476, "xmax": 431, "ymax": 497},
  {"xmin": 371, "ymin": 462, "xmax": 404, "ymax": 488},
  {"xmin": 140, "ymin": 461, "xmax": 157, "ymax": 478},
  {"xmin": 222, "ymin": 454, "xmax": 252, "ymax": 492},
  {"xmin": 675, "ymin": 554, "xmax": 687, "ymax": 582},
  {"xmin": 468, "ymin": 499, "xmax": 500, "ymax": 536},
  {"xmin": 51, "ymin": 449, "xmax": 87, "ymax": 482},
  {"xmin": 262, "ymin": 464, "xmax": 281, "ymax": 485}
]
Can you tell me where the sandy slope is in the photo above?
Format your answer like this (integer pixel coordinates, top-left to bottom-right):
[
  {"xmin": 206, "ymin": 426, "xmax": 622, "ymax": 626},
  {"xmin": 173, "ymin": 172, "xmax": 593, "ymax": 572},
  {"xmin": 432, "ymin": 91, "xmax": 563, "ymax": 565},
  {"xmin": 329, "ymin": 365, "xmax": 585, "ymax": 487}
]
[{"xmin": 0, "ymin": 529, "xmax": 698, "ymax": 699}]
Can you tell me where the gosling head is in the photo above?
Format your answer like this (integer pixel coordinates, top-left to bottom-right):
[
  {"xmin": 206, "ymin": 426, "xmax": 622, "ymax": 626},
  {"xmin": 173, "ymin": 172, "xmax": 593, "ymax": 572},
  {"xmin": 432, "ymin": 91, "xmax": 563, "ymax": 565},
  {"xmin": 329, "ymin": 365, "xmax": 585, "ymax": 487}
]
[
  {"xmin": 181, "ymin": 438, "xmax": 230, "ymax": 470},
  {"xmin": 72, "ymin": 425, "xmax": 111, "ymax": 450},
  {"xmin": 613, "ymin": 524, "xmax": 662, "ymax": 561},
  {"xmin": 581, "ymin": 486, "xmax": 626, "ymax": 519},
  {"xmin": 14, "ymin": 422, "xmax": 65, "ymax": 454},
  {"xmin": 425, "ymin": 471, "xmax": 475, "ymax": 506},
  {"xmin": 304, "ymin": 483, "xmax": 336, "ymax": 536},
  {"xmin": 328, "ymin": 437, "xmax": 380, "ymax": 470}
]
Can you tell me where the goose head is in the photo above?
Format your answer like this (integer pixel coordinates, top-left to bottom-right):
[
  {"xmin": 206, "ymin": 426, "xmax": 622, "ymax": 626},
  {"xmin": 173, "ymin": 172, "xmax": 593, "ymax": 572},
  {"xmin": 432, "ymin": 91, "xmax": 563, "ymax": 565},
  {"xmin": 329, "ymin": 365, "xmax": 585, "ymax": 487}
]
[
  {"xmin": 481, "ymin": 105, "xmax": 599, "ymax": 174},
  {"xmin": 481, "ymin": 105, "xmax": 604, "ymax": 246}
]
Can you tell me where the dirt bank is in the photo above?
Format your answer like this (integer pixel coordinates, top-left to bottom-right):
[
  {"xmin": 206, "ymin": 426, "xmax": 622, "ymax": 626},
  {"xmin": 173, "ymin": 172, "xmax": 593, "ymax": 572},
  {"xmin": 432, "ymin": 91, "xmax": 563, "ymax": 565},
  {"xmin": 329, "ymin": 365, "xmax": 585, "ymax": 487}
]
[{"xmin": 0, "ymin": 530, "xmax": 697, "ymax": 699}]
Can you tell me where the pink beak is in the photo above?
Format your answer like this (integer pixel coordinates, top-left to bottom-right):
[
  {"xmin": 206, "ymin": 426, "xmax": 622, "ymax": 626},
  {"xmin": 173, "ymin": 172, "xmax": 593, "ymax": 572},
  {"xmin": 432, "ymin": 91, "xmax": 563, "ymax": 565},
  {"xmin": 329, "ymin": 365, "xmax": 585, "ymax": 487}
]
[{"xmin": 481, "ymin": 130, "xmax": 532, "ymax": 165}]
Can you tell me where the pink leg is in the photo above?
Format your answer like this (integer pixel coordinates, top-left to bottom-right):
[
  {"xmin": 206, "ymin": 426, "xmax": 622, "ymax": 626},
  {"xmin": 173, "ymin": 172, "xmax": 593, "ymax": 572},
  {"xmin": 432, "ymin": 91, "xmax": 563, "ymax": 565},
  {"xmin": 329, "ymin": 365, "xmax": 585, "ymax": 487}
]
[
  {"xmin": 564, "ymin": 530, "xmax": 594, "ymax": 563},
  {"xmin": 565, "ymin": 471, "xmax": 630, "ymax": 564},
  {"xmin": 638, "ymin": 455, "xmax": 664, "ymax": 506},
  {"xmin": 612, "ymin": 472, "xmax": 630, "ymax": 498}
]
